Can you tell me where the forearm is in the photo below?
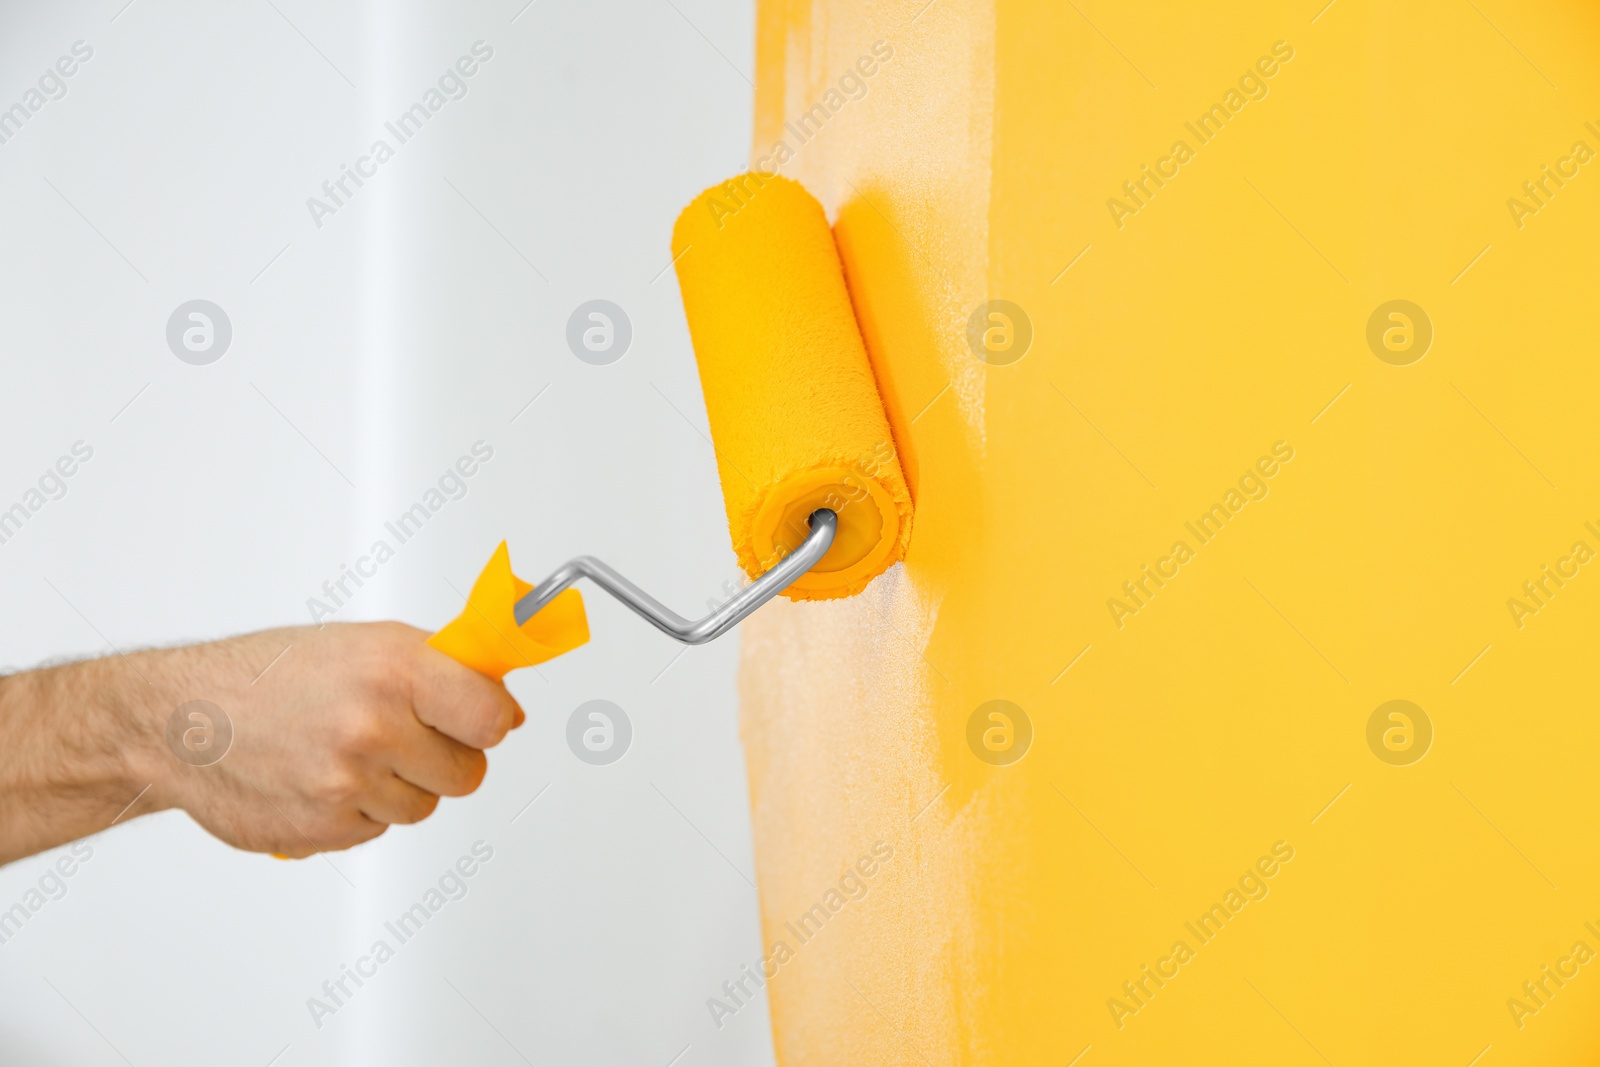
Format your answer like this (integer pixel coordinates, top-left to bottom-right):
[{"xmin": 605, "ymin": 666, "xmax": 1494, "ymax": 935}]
[{"xmin": 0, "ymin": 652, "xmax": 170, "ymax": 866}]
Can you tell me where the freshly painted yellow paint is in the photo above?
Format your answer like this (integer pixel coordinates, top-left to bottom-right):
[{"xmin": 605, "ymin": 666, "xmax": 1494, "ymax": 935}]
[{"xmin": 735, "ymin": 1, "xmax": 1600, "ymax": 1064}]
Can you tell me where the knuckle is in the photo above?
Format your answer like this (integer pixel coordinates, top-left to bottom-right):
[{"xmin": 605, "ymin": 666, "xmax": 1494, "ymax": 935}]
[
  {"xmin": 338, "ymin": 626, "xmax": 414, "ymax": 692},
  {"xmin": 361, "ymin": 651, "xmax": 409, "ymax": 697},
  {"xmin": 369, "ymin": 619, "xmax": 411, "ymax": 641},
  {"xmin": 334, "ymin": 706, "xmax": 389, "ymax": 755},
  {"xmin": 312, "ymin": 767, "xmax": 364, "ymax": 808},
  {"xmin": 445, "ymin": 750, "xmax": 488, "ymax": 797},
  {"xmin": 404, "ymin": 793, "xmax": 440, "ymax": 824},
  {"xmin": 465, "ymin": 696, "xmax": 511, "ymax": 749},
  {"xmin": 451, "ymin": 723, "xmax": 489, "ymax": 752}
]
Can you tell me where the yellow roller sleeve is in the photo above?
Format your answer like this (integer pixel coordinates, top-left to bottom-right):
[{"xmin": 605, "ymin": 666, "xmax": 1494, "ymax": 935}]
[
  {"xmin": 427, "ymin": 542, "xmax": 588, "ymax": 680},
  {"xmin": 672, "ymin": 174, "xmax": 912, "ymax": 600}
]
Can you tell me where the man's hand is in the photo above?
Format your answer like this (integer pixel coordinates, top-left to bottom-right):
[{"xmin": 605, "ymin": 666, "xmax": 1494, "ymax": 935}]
[{"xmin": 0, "ymin": 623, "xmax": 524, "ymax": 866}]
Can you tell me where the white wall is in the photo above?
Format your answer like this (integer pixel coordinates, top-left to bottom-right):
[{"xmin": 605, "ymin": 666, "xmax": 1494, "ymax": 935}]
[{"xmin": 0, "ymin": 2, "xmax": 774, "ymax": 1064}]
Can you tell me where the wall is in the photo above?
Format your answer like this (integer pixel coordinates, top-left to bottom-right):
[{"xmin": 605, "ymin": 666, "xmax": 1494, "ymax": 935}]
[{"xmin": 744, "ymin": 1, "xmax": 1600, "ymax": 1064}]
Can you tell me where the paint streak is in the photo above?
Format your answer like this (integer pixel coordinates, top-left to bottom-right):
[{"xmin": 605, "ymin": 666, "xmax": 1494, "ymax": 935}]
[{"xmin": 743, "ymin": 1, "xmax": 997, "ymax": 1063}]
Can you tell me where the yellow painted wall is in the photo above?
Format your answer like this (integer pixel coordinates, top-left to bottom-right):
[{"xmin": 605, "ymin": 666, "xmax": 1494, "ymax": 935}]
[{"xmin": 737, "ymin": 1, "xmax": 1600, "ymax": 1064}]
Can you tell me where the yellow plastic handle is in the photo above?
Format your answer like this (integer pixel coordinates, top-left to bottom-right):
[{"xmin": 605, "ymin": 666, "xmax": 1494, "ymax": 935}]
[{"xmin": 426, "ymin": 541, "xmax": 590, "ymax": 681}]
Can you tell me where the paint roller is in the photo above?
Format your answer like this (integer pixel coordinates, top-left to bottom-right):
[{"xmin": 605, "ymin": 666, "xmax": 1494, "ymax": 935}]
[{"xmin": 427, "ymin": 175, "xmax": 914, "ymax": 679}]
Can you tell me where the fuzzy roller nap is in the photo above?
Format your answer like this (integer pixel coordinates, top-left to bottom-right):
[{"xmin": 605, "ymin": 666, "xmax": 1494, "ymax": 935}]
[
  {"xmin": 428, "ymin": 174, "xmax": 910, "ymax": 678},
  {"xmin": 672, "ymin": 174, "xmax": 912, "ymax": 601}
]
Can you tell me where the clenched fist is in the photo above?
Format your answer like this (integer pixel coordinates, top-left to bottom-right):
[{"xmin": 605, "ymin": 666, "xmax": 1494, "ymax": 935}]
[{"xmin": 0, "ymin": 622, "xmax": 524, "ymax": 866}]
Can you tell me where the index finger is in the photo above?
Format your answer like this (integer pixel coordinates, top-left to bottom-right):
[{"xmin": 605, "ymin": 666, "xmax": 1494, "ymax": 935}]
[{"xmin": 409, "ymin": 641, "xmax": 525, "ymax": 749}]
